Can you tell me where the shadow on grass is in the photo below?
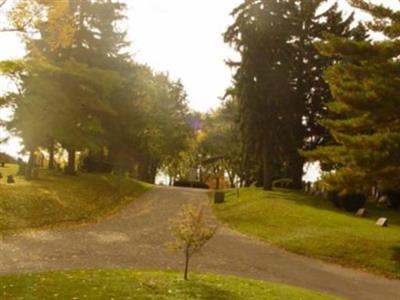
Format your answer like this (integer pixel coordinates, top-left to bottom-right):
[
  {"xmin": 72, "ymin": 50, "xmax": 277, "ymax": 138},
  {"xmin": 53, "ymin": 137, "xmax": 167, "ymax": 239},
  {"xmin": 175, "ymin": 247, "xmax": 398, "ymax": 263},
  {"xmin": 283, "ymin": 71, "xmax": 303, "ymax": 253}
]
[{"xmin": 224, "ymin": 188, "xmax": 400, "ymax": 226}]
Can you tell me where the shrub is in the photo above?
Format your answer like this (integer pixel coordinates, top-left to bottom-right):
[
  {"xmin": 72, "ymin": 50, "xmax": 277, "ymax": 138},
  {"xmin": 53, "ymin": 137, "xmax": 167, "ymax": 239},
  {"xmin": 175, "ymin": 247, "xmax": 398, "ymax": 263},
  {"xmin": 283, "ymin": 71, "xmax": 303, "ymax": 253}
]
[
  {"xmin": 327, "ymin": 191, "xmax": 341, "ymax": 208},
  {"xmin": 272, "ymin": 178, "xmax": 293, "ymax": 189},
  {"xmin": 174, "ymin": 180, "xmax": 209, "ymax": 189},
  {"xmin": 82, "ymin": 156, "xmax": 113, "ymax": 173},
  {"xmin": 384, "ymin": 191, "xmax": 400, "ymax": 209},
  {"xmin": 339, "ymin": 193, "xmax": 367, "ymax": 212}
]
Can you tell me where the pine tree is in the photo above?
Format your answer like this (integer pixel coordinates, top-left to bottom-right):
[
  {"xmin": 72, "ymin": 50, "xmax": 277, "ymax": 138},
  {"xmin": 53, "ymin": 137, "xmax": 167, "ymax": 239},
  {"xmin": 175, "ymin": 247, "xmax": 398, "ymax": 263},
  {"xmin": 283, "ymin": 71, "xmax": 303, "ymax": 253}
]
[
  {"xmin": 225, "ymin": 0, "xmax": 294, "ymax": 190},
  {"xmin": 305, "ymin": 1, "xmax": 400, "ymax": 193},
  {"xmin": 29, "ymin": 0, "xmax": 128, "ymax": 175},
  {"xmin": 284, "ymin": 1, "xmax": 366, "ymax": 189},
  {"xmin": 225, "ymin": 0, "xmax": 363, "ymax": 190}
]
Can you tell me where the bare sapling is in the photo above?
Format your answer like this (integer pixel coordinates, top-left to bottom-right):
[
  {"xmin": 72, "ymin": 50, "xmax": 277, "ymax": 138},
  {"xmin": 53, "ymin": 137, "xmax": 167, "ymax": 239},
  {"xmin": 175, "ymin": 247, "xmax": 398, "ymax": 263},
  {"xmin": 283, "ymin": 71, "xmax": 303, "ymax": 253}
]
[{"xmin": 168, "ymin": 204, "xmax": 217, "ymax": 281}]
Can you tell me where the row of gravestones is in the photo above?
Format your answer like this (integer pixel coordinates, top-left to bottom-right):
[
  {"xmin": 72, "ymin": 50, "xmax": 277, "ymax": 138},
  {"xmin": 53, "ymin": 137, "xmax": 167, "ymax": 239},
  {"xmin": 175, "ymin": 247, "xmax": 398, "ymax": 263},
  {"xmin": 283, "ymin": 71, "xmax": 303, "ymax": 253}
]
[
  {"xmin": 303, "ymin": 182, "xmax": 389, "ymax": 227},
  {"xmin": 0, "ymin": 173, "xmax": 15, "ymax": 184}
]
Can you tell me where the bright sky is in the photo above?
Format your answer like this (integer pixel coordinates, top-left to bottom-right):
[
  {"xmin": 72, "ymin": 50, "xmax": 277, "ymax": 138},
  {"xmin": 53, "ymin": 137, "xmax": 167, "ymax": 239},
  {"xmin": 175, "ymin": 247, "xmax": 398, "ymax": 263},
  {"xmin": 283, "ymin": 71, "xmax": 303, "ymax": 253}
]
[
  {"xmin": 0, "ymin": 0, "xmax": 399, "ymax": 158},
  {"xmin": 126, "ymin": 0, "xmax": 242, "ymax": 112}
]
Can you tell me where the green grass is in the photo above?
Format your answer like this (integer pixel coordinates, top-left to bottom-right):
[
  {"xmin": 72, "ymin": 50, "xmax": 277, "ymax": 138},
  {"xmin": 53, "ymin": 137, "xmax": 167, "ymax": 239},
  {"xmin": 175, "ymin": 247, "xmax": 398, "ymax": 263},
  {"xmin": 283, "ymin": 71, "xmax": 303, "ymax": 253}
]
[
  {"xmin": 0, "ymin": 164, "xmax": 151, "ymax": 234},
  {"xmin": 211, "ymin": 188, "xmax": 400, "ymax": 279},
  {"xmin": 0, "ymin": 269, "xmax": 342, "ymax": 300}
]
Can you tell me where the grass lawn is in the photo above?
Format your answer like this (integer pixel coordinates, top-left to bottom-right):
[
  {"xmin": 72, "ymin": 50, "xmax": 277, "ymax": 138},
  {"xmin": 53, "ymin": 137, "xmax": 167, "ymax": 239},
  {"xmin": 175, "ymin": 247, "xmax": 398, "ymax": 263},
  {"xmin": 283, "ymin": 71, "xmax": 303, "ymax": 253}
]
[
  {"xmin": 0, "ymin": 164, "xmax": 151, "ymax": 234},
  {"xmin": 211, "ymin": 188, "xmax": 400, "ymax": 279},
  {"xmin": 0, "ymin": 269, "xmax": 342, "ymax": 300}
]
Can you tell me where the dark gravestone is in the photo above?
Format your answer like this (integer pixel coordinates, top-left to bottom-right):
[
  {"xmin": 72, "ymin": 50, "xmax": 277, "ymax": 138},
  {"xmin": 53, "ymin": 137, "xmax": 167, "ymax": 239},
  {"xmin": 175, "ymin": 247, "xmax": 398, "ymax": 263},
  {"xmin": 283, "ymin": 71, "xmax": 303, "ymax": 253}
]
[
  {"xmin": 376, "ymin": 218, "xmax": 388, "ymax": 227},
  {"xmin": 7, "ymin": 175, "xmax": 15, "ymax": 184},
  {"xmin": 214, "ymin": 191, "xmax": 225, "ymax": 204}
]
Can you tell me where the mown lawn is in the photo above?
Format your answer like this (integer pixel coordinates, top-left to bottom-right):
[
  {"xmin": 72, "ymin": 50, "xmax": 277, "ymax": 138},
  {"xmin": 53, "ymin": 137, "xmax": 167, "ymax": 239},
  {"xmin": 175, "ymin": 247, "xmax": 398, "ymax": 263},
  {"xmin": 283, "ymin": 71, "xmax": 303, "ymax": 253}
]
[
  {"xmin": 211, "ymin": 188, "xmax": 400, "ymax": 279},
  {"xmin": 0, "ymin": 270, "xmax": 342, "ymax": 300},
  {"xmin": 0, "ymin": 164, "xmax": 151, "ymax": 234}
]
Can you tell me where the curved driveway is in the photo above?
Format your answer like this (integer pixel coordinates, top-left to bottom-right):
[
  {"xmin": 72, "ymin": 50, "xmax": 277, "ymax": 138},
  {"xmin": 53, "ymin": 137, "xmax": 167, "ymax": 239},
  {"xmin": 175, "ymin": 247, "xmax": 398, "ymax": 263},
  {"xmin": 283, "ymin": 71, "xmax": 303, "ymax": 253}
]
[{"xmin": 1, "ymin": 186, "xmax": 400, "ymax": 300}]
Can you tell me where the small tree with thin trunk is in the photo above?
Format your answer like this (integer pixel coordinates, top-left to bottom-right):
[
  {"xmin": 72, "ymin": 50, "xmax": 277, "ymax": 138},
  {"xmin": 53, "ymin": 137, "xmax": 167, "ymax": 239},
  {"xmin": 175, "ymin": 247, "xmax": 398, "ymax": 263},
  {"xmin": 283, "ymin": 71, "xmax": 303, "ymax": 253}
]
[{"xmin": 168, "ymin": 204, "xmax": 217, "ymax": 281}]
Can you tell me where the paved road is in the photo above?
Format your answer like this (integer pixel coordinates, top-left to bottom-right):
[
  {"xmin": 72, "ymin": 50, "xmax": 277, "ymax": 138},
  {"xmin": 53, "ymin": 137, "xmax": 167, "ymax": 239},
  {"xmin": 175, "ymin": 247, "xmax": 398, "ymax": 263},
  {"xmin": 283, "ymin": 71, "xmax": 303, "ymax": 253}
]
[{"xmin": 1, "ymin": 186, "xmax": 400, "ymax": 300}]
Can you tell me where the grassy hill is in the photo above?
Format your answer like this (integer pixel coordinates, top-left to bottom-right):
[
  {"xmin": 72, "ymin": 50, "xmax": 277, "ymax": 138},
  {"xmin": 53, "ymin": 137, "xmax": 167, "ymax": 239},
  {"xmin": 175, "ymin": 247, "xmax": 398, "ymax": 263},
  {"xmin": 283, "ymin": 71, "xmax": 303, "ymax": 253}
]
[
  {"xmin": 211, "ymin": 188, "xmax": 400, "ymax": 279},
  {"xmin": 0, "ymin": 164, "xmax": 151, "ymax": 235},
  {"xmin": 0, "ymin": 270, "xmax": 342, "ymax": 300}
]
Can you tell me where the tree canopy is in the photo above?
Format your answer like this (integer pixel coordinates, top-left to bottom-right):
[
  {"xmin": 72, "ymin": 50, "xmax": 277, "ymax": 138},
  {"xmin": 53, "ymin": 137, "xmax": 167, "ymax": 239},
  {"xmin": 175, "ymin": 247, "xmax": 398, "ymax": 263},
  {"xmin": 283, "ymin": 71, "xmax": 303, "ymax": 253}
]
[{"xmin": 0, "ymin": 0, "xmax": 192, "ymax": 183}]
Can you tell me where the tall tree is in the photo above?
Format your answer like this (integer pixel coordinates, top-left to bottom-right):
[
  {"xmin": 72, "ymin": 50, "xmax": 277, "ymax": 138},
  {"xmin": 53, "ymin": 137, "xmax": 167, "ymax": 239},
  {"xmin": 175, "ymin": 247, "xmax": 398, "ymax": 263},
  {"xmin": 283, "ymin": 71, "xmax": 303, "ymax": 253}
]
[
  {"xmin": 225, "ymin": 0, "xmax": 365, "ymax": 190},
  {"xmin": 225, "ymin": 0, "xmax": 294, "ymax": 190},
  {"xmin": 284, "ymin": 1, "xmax": 366, "ymax": 189},
  {"xmin": 305, "ymin": 0, "xmax": 400, "ymax": 193}
]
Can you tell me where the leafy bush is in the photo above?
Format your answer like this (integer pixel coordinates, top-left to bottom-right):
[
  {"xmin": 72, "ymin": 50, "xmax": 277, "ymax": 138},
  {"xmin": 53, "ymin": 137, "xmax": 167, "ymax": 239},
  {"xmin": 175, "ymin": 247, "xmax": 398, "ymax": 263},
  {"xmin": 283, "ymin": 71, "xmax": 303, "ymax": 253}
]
[
  {"xmin": 384, "ymin": 191, "xmax": 400, "ymax": 209},
  {"xmin": 339, "ymin": 193, "xmax": 367, "ymax": 212}
]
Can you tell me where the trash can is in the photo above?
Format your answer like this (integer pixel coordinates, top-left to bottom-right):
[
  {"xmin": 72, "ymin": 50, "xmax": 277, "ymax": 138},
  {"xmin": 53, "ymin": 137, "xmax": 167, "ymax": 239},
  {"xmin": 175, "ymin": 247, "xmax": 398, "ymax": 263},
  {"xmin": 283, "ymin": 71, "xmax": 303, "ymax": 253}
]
[{"xmin": 214, "ymin": 191, "xmax": 225, "ymax": 204}]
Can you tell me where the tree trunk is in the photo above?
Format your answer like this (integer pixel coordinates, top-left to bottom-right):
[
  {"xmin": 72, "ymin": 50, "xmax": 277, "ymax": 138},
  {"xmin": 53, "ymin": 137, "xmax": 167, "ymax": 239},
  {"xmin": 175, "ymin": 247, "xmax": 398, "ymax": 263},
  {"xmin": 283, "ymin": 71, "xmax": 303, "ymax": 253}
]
[
  {"xmin": 262, "ymin": 144, "xmax": 273, "ymax": 191},
  {"xmin": 215, "ymin": 176, "xmax": 220, "ymax": 190},
  {"xmin": 149, "ymin": 163, "xmax": 157, "ymax": 184},
  {"xmin": 227, "ymin": 170, "xmax": 235, "ymax": 188},
  {"xmin": 184, "ymin": 249, "xmax": 190, "ymax": 281},
  {"xmin": 289, "ymin": 153, "xmax": 304, "ymax": 190},
  {"xmin": 138, "ymin": 159, "xmax": 153, "ymax": 183},
  {"xmin": 25, "ymin": 149, "xmax": 35, "ymax": 180},
  {"xmin": 48, "ymin": 140, "xmax": 55, "ymax": 170},
  {"xmin": 65, "ymin": 148, "xmax": 76, "ymax": 175}
]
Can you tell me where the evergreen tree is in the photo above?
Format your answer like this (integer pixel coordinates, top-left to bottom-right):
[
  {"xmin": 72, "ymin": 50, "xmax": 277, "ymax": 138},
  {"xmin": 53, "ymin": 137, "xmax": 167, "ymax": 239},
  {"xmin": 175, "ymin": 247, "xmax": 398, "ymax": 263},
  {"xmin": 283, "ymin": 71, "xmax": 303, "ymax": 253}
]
[
  {"xmin": 305, "ymin": 1, "xmax": 400, "ymax": 193},
  {"xmin": 225, "ymin": 0, "xmax": 364, "ymax": 190},
  {"xmin": 284, "ymin": 1, "xmax": 366, "ymax": 189},
  {"xmin": 225, "ymin": 0, "xmax": 294, "ymax": 190},
  {"xmin": 28, "ymin": 0, "xmax": 128, "ymax": 174}
]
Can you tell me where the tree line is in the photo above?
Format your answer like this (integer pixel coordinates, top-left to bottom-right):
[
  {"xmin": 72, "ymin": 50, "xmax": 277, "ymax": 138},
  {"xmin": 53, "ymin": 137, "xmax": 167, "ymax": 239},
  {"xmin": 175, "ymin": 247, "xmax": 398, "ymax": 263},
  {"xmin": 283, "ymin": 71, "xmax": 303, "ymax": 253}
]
[{"xmin": 0, "ymin": 0, "xmax": 192, "ymax": 183}]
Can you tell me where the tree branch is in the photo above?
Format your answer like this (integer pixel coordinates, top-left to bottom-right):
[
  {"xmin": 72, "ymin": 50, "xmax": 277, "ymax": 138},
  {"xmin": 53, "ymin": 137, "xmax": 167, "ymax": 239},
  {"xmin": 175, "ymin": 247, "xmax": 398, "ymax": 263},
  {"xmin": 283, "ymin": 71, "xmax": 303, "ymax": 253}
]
[{"xmin": 0, "ymin": 0, "xmax": 8, "ymax": 9}]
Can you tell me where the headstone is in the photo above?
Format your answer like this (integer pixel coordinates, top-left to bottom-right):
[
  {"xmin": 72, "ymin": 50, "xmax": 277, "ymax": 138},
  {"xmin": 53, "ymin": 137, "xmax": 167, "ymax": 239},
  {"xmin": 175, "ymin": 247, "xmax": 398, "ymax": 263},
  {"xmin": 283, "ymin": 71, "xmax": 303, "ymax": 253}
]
[
  {"xmin": 7, "ymin": 175, "xmax": 15, "ymax": 184},
  {"xmin": 214, "ymin": 191, "xmax": 225, "ymax": 204},
  {"xmin": 376, "ymin": 218, "xmax": 388, "ymax": 227},
  {"xmin": 355, "ymin": 208, "xmax": 367, "ymax": 218}
]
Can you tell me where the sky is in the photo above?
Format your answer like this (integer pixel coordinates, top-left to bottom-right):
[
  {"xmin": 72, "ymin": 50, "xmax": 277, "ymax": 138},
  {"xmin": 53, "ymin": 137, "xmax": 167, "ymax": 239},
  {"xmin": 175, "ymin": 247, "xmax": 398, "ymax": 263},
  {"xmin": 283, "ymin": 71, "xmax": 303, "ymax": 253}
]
[
  {"xmin": 0, "ymin": 0, "xmax": 399, "ymax": 158},
  {"xmin": 125, "ymin": 0, "xmax": 242, "ymax": 112}
]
